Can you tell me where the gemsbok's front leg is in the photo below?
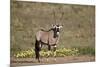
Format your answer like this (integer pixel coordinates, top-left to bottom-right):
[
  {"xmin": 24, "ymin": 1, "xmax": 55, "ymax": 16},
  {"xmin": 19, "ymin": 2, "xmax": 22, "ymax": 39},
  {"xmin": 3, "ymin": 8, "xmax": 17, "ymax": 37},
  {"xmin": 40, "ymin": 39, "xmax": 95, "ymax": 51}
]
[
  {"xmin": 53, "ymin": 45, "xmax": 57, "ymax": 51},
  {"xmin": 46, "ymin": 45, "xmax": 51, "ymax": 62},
  {"xmin": 53, "ymin": 45, "xmax": 57, "ymax": 61},
  {"xmin": 48, "ymin": 45, "xmax": 51, "ymax": 51}
]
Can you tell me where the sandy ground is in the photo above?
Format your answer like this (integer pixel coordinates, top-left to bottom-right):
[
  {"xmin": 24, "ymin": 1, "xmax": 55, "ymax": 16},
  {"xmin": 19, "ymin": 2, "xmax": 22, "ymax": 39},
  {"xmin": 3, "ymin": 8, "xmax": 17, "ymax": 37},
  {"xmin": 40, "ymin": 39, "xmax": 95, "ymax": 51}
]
[{"xmin": 10, "ymin": 55, "xmax": 95, "ymax": 67}]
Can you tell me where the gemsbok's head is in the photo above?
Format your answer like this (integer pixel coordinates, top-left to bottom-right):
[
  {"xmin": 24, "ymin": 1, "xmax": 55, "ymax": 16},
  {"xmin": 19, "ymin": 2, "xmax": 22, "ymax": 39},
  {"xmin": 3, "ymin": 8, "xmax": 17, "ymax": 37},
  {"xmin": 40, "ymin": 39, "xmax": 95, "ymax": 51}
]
[{"xmin": 52, "ymin": 24, "xmax": 63, "ymax": 37}]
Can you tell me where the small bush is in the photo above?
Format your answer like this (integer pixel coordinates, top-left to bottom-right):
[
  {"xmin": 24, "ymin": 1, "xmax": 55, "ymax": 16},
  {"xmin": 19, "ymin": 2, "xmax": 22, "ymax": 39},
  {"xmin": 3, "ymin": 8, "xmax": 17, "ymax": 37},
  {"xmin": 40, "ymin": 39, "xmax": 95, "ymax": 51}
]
[{"xmin": 78, "ymin": 47, "xmax": 95, "ymax": 56}]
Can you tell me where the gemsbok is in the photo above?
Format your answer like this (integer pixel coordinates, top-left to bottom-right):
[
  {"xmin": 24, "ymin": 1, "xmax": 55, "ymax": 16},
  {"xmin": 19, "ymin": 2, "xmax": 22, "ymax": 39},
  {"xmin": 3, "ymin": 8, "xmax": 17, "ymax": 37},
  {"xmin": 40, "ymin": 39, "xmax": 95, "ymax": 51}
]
[
  {"xmin": 35, "ymin": 8, "xmax": 64, "ymax": 62},
  {"xmin": 35, "ymin": 24, "xmax": 63, "ymax": 62}
]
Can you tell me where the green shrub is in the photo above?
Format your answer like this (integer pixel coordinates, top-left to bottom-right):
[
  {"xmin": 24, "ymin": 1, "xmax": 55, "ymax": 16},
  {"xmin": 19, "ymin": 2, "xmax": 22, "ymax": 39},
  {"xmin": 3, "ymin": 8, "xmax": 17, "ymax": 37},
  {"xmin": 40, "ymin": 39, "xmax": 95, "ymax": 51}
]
[
  {"xmin": 78, "ymin": 47, "xmax": 95, "ymax": 56},
  {"xmin": 13, "ymin": 48, "xmax": 80, "ymax": 58}
]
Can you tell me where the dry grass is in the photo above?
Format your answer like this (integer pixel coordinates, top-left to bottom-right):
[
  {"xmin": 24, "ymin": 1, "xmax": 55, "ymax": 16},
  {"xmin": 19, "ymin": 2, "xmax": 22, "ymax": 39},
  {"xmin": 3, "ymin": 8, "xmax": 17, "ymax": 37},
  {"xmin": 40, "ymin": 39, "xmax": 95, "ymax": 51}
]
[{"xmin": 11, "ymin": 1, "xmax": 95, "ymax": 54}]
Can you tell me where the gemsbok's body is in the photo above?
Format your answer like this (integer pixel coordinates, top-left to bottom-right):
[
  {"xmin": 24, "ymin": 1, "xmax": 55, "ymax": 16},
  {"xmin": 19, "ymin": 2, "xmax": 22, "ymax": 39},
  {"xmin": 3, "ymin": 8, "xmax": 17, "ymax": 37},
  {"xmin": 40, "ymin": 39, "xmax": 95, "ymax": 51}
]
[{"xmin": 34, "ymin": 24, "xmax": 63, "ymax": 62}]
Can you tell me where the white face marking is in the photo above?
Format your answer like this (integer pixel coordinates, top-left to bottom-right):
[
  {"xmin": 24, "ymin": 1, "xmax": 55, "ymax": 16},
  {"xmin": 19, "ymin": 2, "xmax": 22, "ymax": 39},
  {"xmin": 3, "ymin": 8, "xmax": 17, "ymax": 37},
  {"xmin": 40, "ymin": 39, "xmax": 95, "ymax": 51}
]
[
  {"xmin": 39, "ymin": 44, "xmax": 41, "ymax": 47},
  {"xmin": 54, "ymin": 45, "xmax": 57, "ymax": 47},
  {"xmin": 56, "ymin": 26, "xmax": 60, "ymax": 28},
  {"xmin": 56, "ymin": 25, "xmax": 62, "ymax": 29},
  {"xmin": 57, "ymin": 32, "xmax": 60, "ymax": 35},
  {"xmin": 52, "ymin": 24, "xmax": 63, "ymax": 29}
]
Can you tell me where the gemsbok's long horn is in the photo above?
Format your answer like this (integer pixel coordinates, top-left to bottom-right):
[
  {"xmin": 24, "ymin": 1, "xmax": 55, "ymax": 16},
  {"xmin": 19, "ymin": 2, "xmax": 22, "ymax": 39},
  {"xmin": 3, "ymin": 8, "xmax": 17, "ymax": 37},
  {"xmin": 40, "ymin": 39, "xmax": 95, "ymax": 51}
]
[{"xmin": 53, "ymin": 9, "xmax": 57, "ymax": 25}]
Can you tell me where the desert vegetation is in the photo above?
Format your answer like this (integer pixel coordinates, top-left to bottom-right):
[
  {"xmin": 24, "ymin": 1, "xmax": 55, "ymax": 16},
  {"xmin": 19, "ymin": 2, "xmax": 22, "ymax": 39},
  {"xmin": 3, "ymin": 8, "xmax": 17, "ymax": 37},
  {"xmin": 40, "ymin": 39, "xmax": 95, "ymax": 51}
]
[{"xmin": 13, "ymin": 47, "xmax": 95, "ymax": 58}]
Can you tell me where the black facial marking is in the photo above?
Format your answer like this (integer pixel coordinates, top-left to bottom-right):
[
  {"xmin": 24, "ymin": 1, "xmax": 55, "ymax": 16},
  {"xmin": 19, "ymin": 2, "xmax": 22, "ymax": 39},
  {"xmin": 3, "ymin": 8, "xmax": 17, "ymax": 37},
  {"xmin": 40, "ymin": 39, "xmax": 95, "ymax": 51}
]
[
  {"xmin": 52, "ymin": 25, "xmax": 60, "ymax": 38},
  {"xmin": 56, "ymin": 28, "xmax": 60, "ymax": 32}
]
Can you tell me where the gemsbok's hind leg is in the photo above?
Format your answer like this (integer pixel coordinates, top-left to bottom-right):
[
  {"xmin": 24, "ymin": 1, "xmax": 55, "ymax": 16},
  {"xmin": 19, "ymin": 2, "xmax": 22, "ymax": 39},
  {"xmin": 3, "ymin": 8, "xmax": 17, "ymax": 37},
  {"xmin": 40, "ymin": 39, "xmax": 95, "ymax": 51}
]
[
  {"xmin": 35, "ymin": 40, "xmax": 41, "ymax": 62},
  {"xmin": 35, "ymin": 47, "xmax": 40, "ymax": 62}
]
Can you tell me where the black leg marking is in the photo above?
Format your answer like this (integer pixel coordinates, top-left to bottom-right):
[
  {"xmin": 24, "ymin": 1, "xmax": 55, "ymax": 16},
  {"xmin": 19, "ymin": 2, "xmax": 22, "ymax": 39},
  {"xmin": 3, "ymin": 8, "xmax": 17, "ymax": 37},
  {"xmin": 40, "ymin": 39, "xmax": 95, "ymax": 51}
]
[
  {"xmin": 48, "ymin": 45, "xmax": 51, "ymax": 51},
  {"xmin": 35, "ymin": 40, "xmax": 41, "ymax": 62}
]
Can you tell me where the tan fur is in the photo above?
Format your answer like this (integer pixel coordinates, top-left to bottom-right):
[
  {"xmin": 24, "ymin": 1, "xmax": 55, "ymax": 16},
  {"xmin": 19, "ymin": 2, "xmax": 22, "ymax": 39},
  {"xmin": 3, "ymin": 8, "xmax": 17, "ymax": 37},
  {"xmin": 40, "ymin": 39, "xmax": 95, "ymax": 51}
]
[{"xmin": 35, "ymin": 29, "xmax": 59, "ymax": 46}]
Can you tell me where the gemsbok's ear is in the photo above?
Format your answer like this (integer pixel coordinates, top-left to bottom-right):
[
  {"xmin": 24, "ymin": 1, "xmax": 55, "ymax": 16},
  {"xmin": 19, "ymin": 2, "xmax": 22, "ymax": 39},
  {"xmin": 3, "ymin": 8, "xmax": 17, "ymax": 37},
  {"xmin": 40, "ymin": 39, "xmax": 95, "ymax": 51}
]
[
  {"xmin": 59, "ymin": 25, "xmax": 63, "ymax": 28},
  {"xmin": 52, "ymin": 24, "xmax": 56, "ymax": 28},
  {"xmin": 52, "ymin": 24, "xmax": 54, "ymax": 27}
]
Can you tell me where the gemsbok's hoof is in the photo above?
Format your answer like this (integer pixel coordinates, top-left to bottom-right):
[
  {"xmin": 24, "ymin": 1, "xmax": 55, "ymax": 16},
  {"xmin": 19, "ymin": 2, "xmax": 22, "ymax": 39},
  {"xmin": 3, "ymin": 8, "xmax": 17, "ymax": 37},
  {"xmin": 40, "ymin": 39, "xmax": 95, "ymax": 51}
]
[
  {"xmin": 38, "ymin": 59, "xmax": 40, "ymax": 63},
  {"xmin": 54, "ymin": 58, "xmax": 56, "ymax": 61},
  {"xmin": 46, "ymin": 58, "xmax": 49, "ymax": 62}
]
